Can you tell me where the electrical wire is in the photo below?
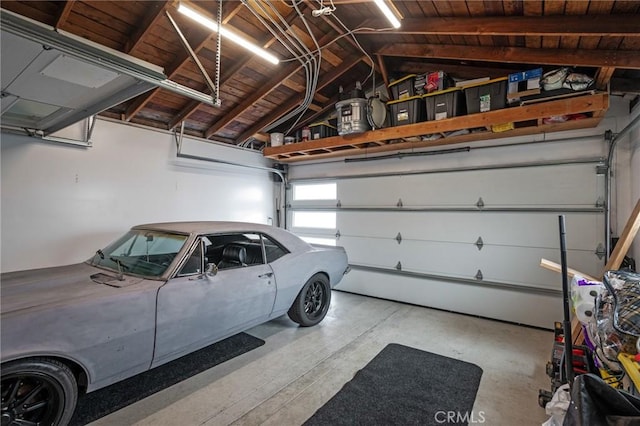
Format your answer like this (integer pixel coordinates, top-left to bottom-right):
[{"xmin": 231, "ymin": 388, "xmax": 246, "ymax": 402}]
[
  {"xmin": 239, "ymin": 0, "xmax": 390, "ymax": 136},
  {"xmin": 242, "ymin": 0, "xmax": 321, "ymax": 133}
]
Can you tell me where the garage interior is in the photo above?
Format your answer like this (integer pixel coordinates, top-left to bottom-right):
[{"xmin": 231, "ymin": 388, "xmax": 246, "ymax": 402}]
[{"xmin": 1, "ymin": 0, "xmax": 640, "ymax": 425}]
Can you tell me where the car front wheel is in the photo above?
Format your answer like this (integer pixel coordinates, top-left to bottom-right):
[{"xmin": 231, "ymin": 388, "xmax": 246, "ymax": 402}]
[
  {"xmin": 1, "ymin": 358, "xmax": 78, "ymax": 426},
  {"xmin": 288, "ymin": 273, "xmax": 331, "ymax": 327}
]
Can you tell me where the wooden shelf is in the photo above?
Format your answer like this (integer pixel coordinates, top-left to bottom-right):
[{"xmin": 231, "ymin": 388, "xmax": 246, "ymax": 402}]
[{"xmin": 263, "ymin": 92, "xmax": 609, "ymax": 163}]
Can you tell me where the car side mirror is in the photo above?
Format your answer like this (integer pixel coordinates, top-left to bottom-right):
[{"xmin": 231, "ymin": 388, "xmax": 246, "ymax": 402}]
[{"xmin": 205, "ymin": 262, "xmax": 218, "ymax": 277}]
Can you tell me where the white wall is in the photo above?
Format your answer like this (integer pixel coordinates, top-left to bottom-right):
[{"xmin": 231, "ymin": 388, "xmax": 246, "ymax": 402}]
[{"xmin": 1, "ymin": 118, "xmax": 275, "ymax": 272}]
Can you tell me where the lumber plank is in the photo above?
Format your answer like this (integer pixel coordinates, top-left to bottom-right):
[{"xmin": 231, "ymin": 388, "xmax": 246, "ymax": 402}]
[
  {"xmin": 541, "ymin": 198, "xmax": 640, "ymax": 344},
  {"xmin": 539, "ymin": 259, "xmax": 598, "ymax": 282},
  {"xmin": 604, "ymin": 198, "xmax": 640, "ymax": 272}
]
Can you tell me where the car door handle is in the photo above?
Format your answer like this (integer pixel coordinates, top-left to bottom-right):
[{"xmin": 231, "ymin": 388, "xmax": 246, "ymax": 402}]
[{"xmin": 259, "ymin": 272, "xmax": 273, "ymax": 278}]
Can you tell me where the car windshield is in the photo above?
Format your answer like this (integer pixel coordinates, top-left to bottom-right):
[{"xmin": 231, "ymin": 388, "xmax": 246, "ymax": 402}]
[{"xmin": 90, "ymin": 229, "xmax": 188, "ymax": 278}]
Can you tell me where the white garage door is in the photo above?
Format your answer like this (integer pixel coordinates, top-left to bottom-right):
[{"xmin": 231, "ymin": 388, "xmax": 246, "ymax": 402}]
[{"xmin": 288, "ymin": 159, "xmax": 606, "ymax": 328}]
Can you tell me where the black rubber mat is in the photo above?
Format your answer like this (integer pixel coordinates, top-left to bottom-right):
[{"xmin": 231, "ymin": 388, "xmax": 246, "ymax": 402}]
[
  {"xmin": 304, "ymin": 343, "xmax": 483, "ymax": 426},
  {"xmin": 69, "ymin": 332, "xmax": 265, "ymax": 425}
]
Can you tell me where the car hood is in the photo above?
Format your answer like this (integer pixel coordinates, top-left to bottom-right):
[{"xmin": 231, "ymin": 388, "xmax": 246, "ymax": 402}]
[{"xmin": 1, "ymin": 263, "xmax": 146, "ymax": 315}]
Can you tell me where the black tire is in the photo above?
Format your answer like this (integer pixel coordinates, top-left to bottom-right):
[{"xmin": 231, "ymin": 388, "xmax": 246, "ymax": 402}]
[
  {"xmin": 1, "ymin": 358, "xmax": 78, "ymax": 426},
  {"xmin": 287, "ymin": 273, "xmax": 331, "ymax": 327}
]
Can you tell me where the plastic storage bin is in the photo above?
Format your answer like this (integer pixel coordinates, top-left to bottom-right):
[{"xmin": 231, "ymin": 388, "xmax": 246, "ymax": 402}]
[
  {"xmin": 424, "ymin": 87, "xmax": 466, "ymax": 121},
  {"xmin": 388, "ymin": 95, "xmax": 426, "ymax": 127},
  {"xmin": 388, "ymin": 74, "xmax": 417, "ymax": 101},
  {"xmin": 309, "ymin": 121, "xmax": 338, "ymax": 139},
  {"xmin": 463, "ymin": 77, "xmax": 508, "ymax": 114}
]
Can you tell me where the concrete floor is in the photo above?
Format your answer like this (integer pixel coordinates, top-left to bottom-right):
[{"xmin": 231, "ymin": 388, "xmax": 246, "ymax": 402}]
[{"xmin": 92, "ymin": 290, "xmax": 554, "ymax": 426}]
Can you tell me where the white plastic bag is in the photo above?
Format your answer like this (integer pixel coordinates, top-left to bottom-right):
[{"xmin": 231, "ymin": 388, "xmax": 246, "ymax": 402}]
[{"xmin": 542, "ymin": 384, "xmax": 571, "ymax": 426}]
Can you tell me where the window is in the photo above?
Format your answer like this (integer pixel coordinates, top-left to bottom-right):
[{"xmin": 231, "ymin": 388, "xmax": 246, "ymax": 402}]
[
  {"xmin": 300, "ymin": 236, "xmax": 336, "ymax": 246},
  {"xmin": 293, "ymin": 182, "xmax": 336, "ymax": 201},
  {"xmin": 202, "ymin": 233, "xmax": 289, "ymax": 268},
  {"xmin": 93, "ymin": 230, "xmax": 188, "ymax": 278},
  {"xmin": 292, "ymin": 211, "xmax": 336, "ymax": 229},
  {"xmin": 262, "ymin": 234, "xmax": 288, "ymax": 262},
  {"xmin": 178, "ymin": 241, "xmax": 203, "ymax": 276}
]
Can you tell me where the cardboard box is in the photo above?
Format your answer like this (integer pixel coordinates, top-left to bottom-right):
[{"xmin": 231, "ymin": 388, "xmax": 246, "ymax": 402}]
[{"xmin": 507, "ymin": 68, "xmax": 542, "ymax": 102}]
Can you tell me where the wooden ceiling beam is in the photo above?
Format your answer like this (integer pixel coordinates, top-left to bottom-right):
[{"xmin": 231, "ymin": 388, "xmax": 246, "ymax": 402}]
[
  {"xmin": 125, "ymin": 2, "xmax": 244, "ymax": 122},
  {"xmin": 55, "ymin": 0, "xmax": 75, "ymax": 29},
  {"xmin": 203, "ymin": 62, "xmax": 304, "ymax": 139},
  {"xmin": 291, "ymin": 95, "xmax": 339, "ymax": 132},
  {"xmin": 595, "ymin": 67, "xmax": 616, "ymax": 90},
  {"xmin": 375, "ymin": 54, "xmax": 393, "ymax": 99},
  {"xmin": 235, "ymin": 55, "xmax": 365, "ymax": 144},
  {"xmin": 204, "ymin": 29, "xmax": 339, "ymax": 139},
  {"xmin": 359, "ymin": 15, "xmax": 640, "ymax": 37},
  {"xmin": 166, "ymin": 3, "xmax": 307, "ymax": 130},
  {"xmin": 376, "ymin": 44, "xmax": 640, "ymax": 69},
  {"xmin": 125, "ymin": 0, "xmax": 171, "ymax": 54}
]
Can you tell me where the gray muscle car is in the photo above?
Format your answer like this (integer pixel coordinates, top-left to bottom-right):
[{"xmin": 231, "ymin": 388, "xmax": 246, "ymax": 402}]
[{"xmin": 1, "ymin": 221, "xmax": 349, "ymax": 426}]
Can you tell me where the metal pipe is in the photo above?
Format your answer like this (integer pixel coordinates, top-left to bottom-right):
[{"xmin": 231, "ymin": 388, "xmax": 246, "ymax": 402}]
[
  {"xmin": 605, "ymin": 112, "xmax": 640, "ymax": 261},
  {"xmin": 558, "ymin": 215, "xmax": 574, "ymax": 386},
  {"xmin": 173, "ymin": 126, "xmax": 288, "ymax": 229},
  {"xmin": 344, "ymin": 146, "xmax": 471, "ymax": 162},
  {"xmin": 349, "ymin": 264, "xmax": 561, "ymax": 297},
  {"xmin": 290, "ymin": 206, "xmax": 603, "ymax": 214},
  {"xmin": 289, "ymin": 158, "xmax": 605, "ymax": 182}
]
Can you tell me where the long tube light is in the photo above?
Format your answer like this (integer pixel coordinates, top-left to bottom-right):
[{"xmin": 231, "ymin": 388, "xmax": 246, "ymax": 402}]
[
  {"xmin": 374, "ymin": 0, "xmax": 401, "ymax": 29},
  {"xmin": 177, "ymin": 3, "xmax": 279, "ymax": 65}
]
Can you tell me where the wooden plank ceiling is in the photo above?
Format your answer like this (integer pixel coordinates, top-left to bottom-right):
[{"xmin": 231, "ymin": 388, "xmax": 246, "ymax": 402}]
[{"xmin": 2, "ymin": 0, "xmax": 639, "ymax": 150}]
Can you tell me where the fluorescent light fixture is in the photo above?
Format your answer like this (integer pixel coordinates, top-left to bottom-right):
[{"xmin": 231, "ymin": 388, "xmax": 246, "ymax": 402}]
[
  {"xmin": 374, "ymin": 0, "xmax": 401, "ymax": 29},
  {"xmin": 177, "ymin": 3, "xmax": 279, "ymax": 65}
]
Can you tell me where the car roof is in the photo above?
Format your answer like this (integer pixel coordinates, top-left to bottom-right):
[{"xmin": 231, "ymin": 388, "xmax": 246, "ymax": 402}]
[
  {"xmin": 132, "ymin": 221, "xmax": 311, "ymax": 252},
  {"xmin": 134, "ymin": 221, "xmax": 278, "ymax": 235}
]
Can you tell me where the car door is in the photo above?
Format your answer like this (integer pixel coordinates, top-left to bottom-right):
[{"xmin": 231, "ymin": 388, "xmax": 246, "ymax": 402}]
[{"xmin": 152, "ymin": 234, "xmax": 276, "ymax": 367}]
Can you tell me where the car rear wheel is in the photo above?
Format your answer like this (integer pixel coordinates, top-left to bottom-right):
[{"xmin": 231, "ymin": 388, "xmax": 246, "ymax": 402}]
[
  {"xmin": 288, "ymin": 273, "xmax": 331, "ymax": 327},
  {"xmin": 1, "ymin": 358, "xmax": 77, "ymax": 426}
]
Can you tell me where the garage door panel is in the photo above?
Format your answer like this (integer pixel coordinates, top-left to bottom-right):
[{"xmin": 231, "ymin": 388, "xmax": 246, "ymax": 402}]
[
  {"xmin": 336, "ymin": 271, "xmax": 562, "ymax": 329},
  {"xmin": 343, "ymin": 236, "xmax": 600, "ymax": 288},
  {"xmin": 337, "ymin": 211, "xmax": 602, "ymax": 250},
  {"xmin": 291, "ymin": 154, "xmax": 604, "ymax": 327},
  {"xmin": 471, "ymin": 246, "xmax": 601, "ymax": 288},
  {"xmin": 336, "ymin": 164, "xmax": 602, "ymax": 208}
]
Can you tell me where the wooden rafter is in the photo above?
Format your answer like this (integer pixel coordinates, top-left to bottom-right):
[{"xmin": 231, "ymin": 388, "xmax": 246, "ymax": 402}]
[
  {"xmin": 55, "ymin": 0, "xmax": 75, "ymax": 29},
  {"xmin": 204, "ymin": 29, "xmax": 341, "ymax": 139},
  {"xmin": 376, "ymin": 44, "xmax": 640, "ymax": 69},
  {"xmin": 168, "ymin": 3, "xmax": 308, "ymax": 130},
  {"xmin": 203, "ymin": 61, "xmax": 304, "ymax": 138},
  {"xmin": 202, "ymin": 12, "xmax": 371, "ymax": 142},
  {"xmin": 235, "ymin": 55, "xmax": 366, "ymax": 144},
  {"xmin": 595, "ymin": 67, "xmax": 616, "ymax": 90},
  {"xmin": 125, "ymin": 1, "xmax": 244, "ymax": 122},
  {"xmin": 358, "ymin": 16, "xmax": 640, "ymax": 37},
  {"xmin": 125, "ymin": 1, "xmax": 171, "ymax": 54},
  {"xmin": 375, "ymin": 54, "xmax": 392, "ymax": 99}
]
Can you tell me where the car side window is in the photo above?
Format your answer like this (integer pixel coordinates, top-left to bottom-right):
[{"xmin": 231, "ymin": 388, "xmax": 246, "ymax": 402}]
[
  {"xmin": 178, "ymin": 242, "xmax": 203, "ymax": 276},
  {"xmin": 261, "ymin": 235, "xmax": 288, "ymax": 263},
  {"xmin": 202, "ymin": 233, "xmax": 287, "ymax": 269}
]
